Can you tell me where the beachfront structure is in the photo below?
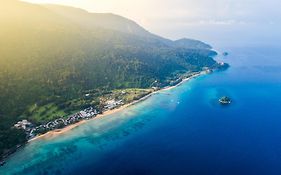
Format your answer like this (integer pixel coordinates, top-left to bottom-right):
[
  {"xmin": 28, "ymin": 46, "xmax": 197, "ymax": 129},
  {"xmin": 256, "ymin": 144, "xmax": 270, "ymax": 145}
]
[
  {"xmin": 14, "ymin": 120, "xmax": 33, "ymax": 131},
  {"xmin": 104, "ymin": 99, "xmax": 124, "ymax": 110}
]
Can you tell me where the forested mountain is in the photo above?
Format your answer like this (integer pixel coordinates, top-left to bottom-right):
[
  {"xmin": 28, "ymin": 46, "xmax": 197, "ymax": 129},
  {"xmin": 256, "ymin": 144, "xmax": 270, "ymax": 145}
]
[{"xmin": 0, "ymin": 0, "xmax": 219, "ymax": 157}]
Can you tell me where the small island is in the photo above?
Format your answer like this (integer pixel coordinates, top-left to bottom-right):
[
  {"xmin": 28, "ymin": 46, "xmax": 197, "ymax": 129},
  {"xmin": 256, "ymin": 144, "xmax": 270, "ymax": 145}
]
[
  {"xmin": 223, "ymin": 52, "xmax": 229, "ymax": 56},
  {"xmin": 219, "ymin": 96, "xmax": 231, "ymax": 105}
]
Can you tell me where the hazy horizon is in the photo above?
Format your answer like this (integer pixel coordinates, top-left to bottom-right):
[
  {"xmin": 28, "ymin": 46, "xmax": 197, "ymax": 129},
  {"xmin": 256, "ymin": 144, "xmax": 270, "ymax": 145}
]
[
  {"xmin": 2, "ymin": 1, "xmax": 281, "ymax": 175},
  {"xmin": 21, "ymin": 0, "xmax": 281, "ymax": 47}
]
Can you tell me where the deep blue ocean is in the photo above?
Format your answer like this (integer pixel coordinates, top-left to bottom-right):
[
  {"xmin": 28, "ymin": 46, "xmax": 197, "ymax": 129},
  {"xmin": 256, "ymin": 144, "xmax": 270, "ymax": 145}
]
[{"xmin": 1, "ymin": 45, "xmax": 281, "ymax": 175}]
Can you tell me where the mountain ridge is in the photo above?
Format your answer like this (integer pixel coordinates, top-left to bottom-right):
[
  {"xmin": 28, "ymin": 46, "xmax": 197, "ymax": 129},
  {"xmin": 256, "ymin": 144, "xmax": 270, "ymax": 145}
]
[{"xmin": 0, "ymin": 0, "xmax": 220, "ymax": 159}]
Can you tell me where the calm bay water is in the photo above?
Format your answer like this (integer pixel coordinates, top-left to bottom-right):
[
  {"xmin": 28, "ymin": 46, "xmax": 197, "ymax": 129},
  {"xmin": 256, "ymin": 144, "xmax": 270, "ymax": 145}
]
[{"xmin": 1, "ymin": 45, "xmax": 281, "ymax": 175}]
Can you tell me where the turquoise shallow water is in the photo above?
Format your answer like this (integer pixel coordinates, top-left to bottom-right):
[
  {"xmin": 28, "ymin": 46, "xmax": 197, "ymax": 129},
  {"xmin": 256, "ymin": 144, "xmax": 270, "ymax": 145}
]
[{"xmin": 1, "ymin": 46, "xmax": 281, "ymax": 175}]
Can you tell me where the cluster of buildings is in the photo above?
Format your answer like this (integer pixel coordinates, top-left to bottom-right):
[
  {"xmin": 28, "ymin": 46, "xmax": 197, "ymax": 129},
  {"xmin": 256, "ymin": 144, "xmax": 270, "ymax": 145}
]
[
  {"xmin": 14, "ymin": 98, "xmax": 126, "ymax": 140},
  {"xmin": 44, "ymin": 107, "xmax": 98, "ymax": 129},
  {"xmin": 104, "ymin": 99, "xmax": 124, "ymax": 110},
  {"xmin": 14, "ymin": 107, "xmax": 99, "ymax": 139},
  {"xmin": 14, "ymin": 120, "xmax": 34, "ymax": 133}
]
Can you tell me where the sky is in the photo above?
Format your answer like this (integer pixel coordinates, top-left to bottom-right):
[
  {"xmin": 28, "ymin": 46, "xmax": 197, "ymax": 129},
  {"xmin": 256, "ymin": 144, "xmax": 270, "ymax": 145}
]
[{"xmin": 23, "ymin": 0, "xmax": 281, "ymax": 47}]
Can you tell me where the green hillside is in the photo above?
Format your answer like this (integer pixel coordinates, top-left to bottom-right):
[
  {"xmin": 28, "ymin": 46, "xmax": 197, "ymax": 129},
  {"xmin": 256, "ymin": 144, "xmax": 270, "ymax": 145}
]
[{"xmin": 0, "ymin": 0, "xmax": 219, "ymax": 157}]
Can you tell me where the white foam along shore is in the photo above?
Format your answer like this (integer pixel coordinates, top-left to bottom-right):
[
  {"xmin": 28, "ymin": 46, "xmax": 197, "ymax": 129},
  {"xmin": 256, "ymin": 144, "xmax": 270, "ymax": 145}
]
[{"xmin": 29, "ymin": 70, "xmax": 208, "ymax": 142}]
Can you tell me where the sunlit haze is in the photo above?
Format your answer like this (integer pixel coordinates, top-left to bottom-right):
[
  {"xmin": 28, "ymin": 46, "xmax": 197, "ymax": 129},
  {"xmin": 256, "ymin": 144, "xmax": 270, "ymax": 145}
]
[
  {"xmin": 22, "ymin": 0, "xmax": 281, "ymax": 47},
  {"xmin": 2, "ymin": 1, "xmax": 281, "ymax": 174}
]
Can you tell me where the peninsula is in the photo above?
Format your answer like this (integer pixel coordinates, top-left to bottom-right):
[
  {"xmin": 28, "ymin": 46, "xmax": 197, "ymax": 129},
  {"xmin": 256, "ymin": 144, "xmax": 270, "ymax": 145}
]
[{"xmin": 0, "ymin": 0, "xmax": 228, "ymax": 163}]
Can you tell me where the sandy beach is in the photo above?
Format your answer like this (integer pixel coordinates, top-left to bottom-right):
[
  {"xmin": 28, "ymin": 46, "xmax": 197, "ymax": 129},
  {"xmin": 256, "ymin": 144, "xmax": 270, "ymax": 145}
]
[{"xmin": 29, "ymin": 71, "xmax": 207, "ymax": 142}]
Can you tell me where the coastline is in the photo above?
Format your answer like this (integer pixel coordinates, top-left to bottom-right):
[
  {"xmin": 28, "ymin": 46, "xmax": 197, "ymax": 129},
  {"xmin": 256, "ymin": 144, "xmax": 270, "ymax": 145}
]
[
  {"xmin": 29, "ymin": 70, "xmax": 208, "ymax": 142},
  {"xmin": 28, "ymin": 96, "xmax": 150, "ymax": 142}
]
